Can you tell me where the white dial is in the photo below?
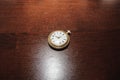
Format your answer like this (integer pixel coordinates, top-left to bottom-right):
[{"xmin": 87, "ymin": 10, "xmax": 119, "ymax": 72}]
[
  {"xmin": 50, "ymin": 31, "xmax": 67, "ymax": 46},
  {"xmin": 48, "ymin": 30, "xmax": 71, "ymax": 49}
]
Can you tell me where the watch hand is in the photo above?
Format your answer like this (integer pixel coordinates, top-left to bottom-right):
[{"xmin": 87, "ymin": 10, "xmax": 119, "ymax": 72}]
[{"xmin": 55, "ymin": 36, "xmax": 61, "ymax": 39}]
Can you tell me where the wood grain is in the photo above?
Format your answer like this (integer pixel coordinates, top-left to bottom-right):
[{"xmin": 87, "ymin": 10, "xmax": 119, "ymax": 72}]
[{"xmin": 0, "ymin": 0, "xmax": 120, "ymax": 80}]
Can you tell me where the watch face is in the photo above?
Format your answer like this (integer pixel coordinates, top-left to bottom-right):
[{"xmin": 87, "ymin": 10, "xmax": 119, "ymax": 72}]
[
  {"xmin": 50, "ymin": 31, "xmax": 67, "ymax": 46},
  {"xmin": 48, "ymin": 30, "xmax": 70, "ymax": 49}
]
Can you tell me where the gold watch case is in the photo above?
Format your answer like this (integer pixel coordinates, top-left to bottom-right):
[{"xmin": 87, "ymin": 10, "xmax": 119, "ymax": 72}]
[{"xmin": 48, "ymin": 30, "xmax": 71, "ymax": 49}]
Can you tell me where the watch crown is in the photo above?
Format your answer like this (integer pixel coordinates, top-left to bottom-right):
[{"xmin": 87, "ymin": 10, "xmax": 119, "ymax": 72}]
[{"xmin": 66, "ymin": 30, "xmax": 71, "ymax": 35}]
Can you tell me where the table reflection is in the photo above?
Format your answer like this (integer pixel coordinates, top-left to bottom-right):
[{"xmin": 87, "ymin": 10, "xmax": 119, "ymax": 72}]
[
  {"xmin": 34, "ymin": 44, "xmax": 73, "ymax": 80},
  {"xmin": 42, "ymin": 55, "xmax": 65, "ymax": 80}
]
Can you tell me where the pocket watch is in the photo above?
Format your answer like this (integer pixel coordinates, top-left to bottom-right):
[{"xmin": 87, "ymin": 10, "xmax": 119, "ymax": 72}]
[{"xmin": 48, "ymin": 30, "xmax": 71, "ymax": 49}]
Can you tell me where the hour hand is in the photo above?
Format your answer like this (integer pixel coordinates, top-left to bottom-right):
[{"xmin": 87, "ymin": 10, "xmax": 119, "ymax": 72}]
[{"xmin": 55, "ymin": 36, "xmax": 60, "ymax": 39}]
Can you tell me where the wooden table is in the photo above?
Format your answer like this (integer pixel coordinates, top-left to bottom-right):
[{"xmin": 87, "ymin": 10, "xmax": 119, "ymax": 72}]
[{"xmin": 0, "ymin": 0, "xmax": 120, "ymax": 80}]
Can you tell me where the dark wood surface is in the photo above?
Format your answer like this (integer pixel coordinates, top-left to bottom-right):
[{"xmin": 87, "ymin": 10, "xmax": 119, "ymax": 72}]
[{"xmin": 0, "ymin": 0, "xmax": 120, "ymax": 80}]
